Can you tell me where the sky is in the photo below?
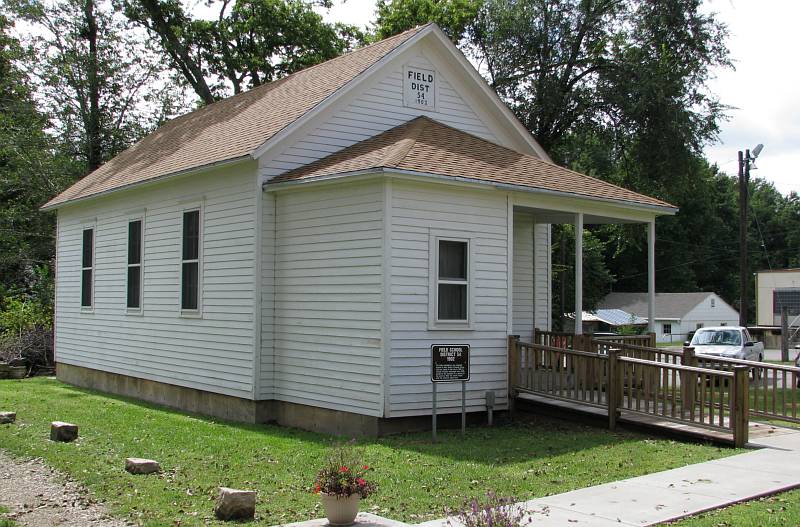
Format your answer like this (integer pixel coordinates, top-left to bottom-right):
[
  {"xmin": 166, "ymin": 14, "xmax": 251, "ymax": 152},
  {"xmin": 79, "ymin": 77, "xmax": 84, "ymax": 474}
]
[{"xmin": 307, "ymin": 0, "xmax": 799, "ymax": 195}]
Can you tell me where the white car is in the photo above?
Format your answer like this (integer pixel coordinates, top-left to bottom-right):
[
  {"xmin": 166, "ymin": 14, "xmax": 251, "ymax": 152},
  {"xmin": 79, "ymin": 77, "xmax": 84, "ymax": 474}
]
[{"xmin": 687, "ymin": 326, "xmax": 764, "ymax": 362}]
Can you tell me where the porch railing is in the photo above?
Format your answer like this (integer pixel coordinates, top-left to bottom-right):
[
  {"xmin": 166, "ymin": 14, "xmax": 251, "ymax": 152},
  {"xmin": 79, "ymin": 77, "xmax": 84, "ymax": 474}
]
[
  {"xmin": 539, "ymin": 331, "xmax": 800, "ymax": 427},
  {"xmin": 533, "ymin": 329, "xmax": 656, "ymax": 351},
  {"xmin": 509, "ymin": 336, "xmax": 750, "ymax": 446}
]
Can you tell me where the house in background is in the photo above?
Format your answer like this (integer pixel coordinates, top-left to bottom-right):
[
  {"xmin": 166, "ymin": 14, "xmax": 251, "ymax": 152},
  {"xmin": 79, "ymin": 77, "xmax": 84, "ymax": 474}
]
[
  {"xmin": 42, "ymin": 24, "xmax": 675, "ymax": 436},
  {"xmin": 565, "ymin": 309, "xmax": 647, "ymax": 335},
  {"xmin": 599, "ymin": 292, "xmax": 739, "ymax": 343}
]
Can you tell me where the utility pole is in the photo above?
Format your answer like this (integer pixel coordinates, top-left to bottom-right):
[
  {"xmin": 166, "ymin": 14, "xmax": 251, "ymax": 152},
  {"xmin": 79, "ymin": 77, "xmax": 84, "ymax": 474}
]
[
  {"xmin": 739, "ymin": 144, "xmax": 764, "ymax": 328},
  {"xmin": 738, "ymin": 150, "xmax": 748, "ymax": 327}
]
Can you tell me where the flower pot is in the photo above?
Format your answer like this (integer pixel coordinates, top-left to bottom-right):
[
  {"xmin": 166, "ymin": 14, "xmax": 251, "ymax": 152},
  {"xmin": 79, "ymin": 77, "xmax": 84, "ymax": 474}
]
[
  {"xmin": 8, "ymin": 366, "xmax": 26, "ymax": 379},
  {"xmin": 320, "ymin": 494, "xmax": 360, "ymax": 526}
]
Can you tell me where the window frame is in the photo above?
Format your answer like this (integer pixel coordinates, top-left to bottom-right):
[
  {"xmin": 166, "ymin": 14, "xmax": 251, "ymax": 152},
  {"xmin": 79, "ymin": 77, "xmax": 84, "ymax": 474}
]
[
  {"xmin": 662, "ymin": 323, "xmax": 672, "ymax": 335},
  {"xmin": 80, "ymin": 223, "xmax": 96, "ymax": 312},
  {"xmin": 179, "ymin": 205, "xmax": 203, "ymax": 317},
  {"xmin": 125, "ymin": 215, "xmax": 145, "ymax": 314},
  {"xmin": 428, "ymin": 231, "xmax": 474, "ymax": 330}
]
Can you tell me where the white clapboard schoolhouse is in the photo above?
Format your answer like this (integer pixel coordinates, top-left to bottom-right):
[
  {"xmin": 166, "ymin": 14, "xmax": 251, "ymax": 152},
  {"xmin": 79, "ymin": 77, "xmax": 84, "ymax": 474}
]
[{"xmin": 43, "ymin": 23, "xmax": 675, "ymax": 435}]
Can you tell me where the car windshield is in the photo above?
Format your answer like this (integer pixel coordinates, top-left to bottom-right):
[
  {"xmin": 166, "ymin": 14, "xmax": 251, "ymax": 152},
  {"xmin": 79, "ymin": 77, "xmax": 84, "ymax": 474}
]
[{"xmin": 691, "ymin": 329, "xmax": 742, "ymax": 346}]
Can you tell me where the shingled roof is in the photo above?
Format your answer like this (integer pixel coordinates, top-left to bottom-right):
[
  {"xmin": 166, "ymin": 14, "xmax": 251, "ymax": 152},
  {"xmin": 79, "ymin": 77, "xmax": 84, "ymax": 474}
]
[
  {"xmin": 601, "ymin": 292, "xmax": 722, "ymax": 319},
  {"xmin": 269, "ymin": 116, "xmax": 675, "ymax": 210},
  {"xmin": 42, "ymin": 25, "xmax": 427, "ymax": 209}
]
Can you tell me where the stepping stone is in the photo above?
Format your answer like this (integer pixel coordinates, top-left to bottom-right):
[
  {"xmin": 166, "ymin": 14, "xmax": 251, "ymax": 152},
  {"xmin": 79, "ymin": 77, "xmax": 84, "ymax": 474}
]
[
  {"xmin": 125, "ymin": 458, "xmax": 161, "ymax": 475},
  {"xmin": 0, "ymin": 412, "xmax": 15, "ymax": 424},
  {"xmin": 50, "ymin": 421, "xmax": 78, "ymax": 442},
  {"xmin": 214, "ymin": 487, "xmax": 256, "ymax": 521}
]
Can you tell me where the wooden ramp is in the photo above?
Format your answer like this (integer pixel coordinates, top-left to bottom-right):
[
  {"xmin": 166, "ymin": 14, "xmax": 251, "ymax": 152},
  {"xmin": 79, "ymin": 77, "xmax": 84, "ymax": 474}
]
[
  {"xmin": 516, "ymin": 392, "xmax": 784, "ymax": 446},
  {"xmin": 508, "ymin": 336, "xmax": 800, "ymax": 447}
]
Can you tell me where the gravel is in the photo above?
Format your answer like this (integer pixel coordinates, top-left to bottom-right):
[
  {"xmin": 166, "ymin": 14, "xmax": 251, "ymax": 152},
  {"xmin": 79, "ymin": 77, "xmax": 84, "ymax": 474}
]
[{"xmin": 0, "ymin": 450, "xmax": 129, "ymax": 526}]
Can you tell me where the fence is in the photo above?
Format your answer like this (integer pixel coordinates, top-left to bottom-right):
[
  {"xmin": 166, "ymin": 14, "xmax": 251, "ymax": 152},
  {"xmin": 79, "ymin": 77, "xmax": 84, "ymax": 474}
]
[
  {"xmin": 532, "ymin": 330, "xmax": 656, "ymax": 352},
  {"xmin": 693, "ymin": 354, "xmax": 800, "ymax": 425},
  {"xmin": 508, "ymin": 336, "xmax": 750, "ymax": 447}
]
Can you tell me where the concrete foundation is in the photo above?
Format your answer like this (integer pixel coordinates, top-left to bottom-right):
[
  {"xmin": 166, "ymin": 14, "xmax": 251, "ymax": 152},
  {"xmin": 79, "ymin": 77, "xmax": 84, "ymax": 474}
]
[{"xmin": 56, "ymin": 363, "xmax": 491, "ymax": 436}]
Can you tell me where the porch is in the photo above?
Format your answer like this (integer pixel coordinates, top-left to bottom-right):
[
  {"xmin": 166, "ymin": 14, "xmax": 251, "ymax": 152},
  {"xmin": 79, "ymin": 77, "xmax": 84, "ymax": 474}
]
[{"xmin": 510, "ymin": 200, "xmax": 660, "ymax": 340}]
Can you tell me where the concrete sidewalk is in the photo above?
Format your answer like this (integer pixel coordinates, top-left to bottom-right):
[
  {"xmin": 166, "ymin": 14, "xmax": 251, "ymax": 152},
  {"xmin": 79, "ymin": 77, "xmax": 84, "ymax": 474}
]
[{"xmin": 281, "ymin": 426, "xmax": 800, "ymax": 527}]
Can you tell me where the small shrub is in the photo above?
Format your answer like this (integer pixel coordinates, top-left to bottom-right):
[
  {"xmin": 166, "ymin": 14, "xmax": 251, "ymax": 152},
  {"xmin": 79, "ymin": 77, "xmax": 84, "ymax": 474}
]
[
  {"xmin": 449, "ymin": 492, "xmax": 532, "ymax": 527},
  {"xmin": 312, "ymin": 443, "xmax": 377, "ymax": 498}
]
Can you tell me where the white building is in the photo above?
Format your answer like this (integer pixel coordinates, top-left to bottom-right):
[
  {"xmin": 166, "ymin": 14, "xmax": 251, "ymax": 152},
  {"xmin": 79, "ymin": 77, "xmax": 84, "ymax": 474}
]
[
  {"xmin": 43, "ymin": 24, "xmax": 675, "ymax": 435},
  {"xmin": 600, "ymin": 292, "xmax": 739, "ymax": 343},
  {"xmin": 756, "ymin": 269, "xmax": 800, "ymax": 326}
]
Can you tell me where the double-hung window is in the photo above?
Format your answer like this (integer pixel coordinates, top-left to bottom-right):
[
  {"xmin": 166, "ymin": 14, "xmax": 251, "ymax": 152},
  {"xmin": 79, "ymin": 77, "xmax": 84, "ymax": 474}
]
[
  {"xmin": 81, "ymin": 227, "xmax": 94, "ymax": 309},
  {"xmin": 430, "ymin": 235, "xmax": 472, "ymax": 329},
  {"xmin": 127, "ymin": 219, "xmax": 143, "ymax": 311},
  {"xmin": 181, "ymin": 209, "xmax": 201, "ymax": 312}
]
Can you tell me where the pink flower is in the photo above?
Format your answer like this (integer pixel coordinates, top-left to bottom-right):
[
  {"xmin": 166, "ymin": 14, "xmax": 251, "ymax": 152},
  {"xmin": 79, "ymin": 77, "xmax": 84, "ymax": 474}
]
[
  {"xmin": 339, "ymin": 466, "xmax": 349, "ymax": 473},
  {"xmin": 357, "ymin": 478, "xmax": 366, "ymax": 486},
  {"xmin": 362, "ymin": 465, "xmax": 369, "ymax": 470}
]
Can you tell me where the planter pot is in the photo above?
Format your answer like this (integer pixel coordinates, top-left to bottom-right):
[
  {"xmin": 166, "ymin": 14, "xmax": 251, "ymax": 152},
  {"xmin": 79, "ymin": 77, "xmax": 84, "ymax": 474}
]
[
  {"xmin": 320, "ymin": 494, "xmax": 360, "ymax": 526},
  {"xmin": 8, "ymin": 366, "xmax": 27, "ymax": 379}
]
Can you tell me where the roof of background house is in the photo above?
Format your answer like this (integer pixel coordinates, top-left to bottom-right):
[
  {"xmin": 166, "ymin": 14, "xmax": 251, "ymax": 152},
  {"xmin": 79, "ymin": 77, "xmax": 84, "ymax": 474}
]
[
  {"xmin": 600, "ymin": 292, "xmax": 729, "ymax": 320},
  {"xmin": 42, "ymin": 25, "xmax": 427, "ymax": 210},
  {"xmin": 269, "ymin": 116, "xmax": 675, "ymax": 209},
  {"xmin": 579, "ymin": 309, "xmax": 649, "ymax": 326}
]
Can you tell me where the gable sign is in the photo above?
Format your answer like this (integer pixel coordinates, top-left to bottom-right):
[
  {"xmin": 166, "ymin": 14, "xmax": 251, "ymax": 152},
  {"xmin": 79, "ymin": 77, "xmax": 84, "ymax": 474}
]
[{"xmin": 404, "ymin": 65, "xmax": 437, "ymax": 111}]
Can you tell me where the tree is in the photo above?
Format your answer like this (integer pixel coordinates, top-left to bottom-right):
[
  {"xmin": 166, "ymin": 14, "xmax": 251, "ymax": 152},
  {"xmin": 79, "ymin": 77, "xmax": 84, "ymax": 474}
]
[
  {"xmin": 373, "ymin": 0, "xmax": 482, "ymax": 41},
  {"xmin": 124, "ymin": 0, "xmax": 364, "ymax": 103},
  {"xmin": 10, "ymin": 0, "xmax": 188, "ymax": 173},
  {"xmin": 0, "ymin": 14, "xmax": 73, "ymax": 300}
]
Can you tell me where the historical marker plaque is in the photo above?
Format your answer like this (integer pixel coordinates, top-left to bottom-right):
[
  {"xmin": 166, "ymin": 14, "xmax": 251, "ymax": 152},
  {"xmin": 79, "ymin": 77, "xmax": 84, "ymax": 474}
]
[
  {"xmin": 403, "ymin": 66, "xmax": 437, "ymax": 111},
  {"xmin": 431, "ymin": 344, "xmax": 470, "ymax": 382}
]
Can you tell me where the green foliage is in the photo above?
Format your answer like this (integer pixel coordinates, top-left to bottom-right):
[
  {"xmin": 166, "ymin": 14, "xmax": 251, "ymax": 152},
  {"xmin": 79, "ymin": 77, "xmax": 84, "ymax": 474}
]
[
  {"xmin": 0, "ymin": 296, "xmax": 51, "ymax": 337},
  {"xmin": 9, "ymin": 0, "xmax": 188, "ymax": 172},
  {"xmin": 373, "ymin": 0, "xmax": 482, "ymax": 41},
  {"xmin": 0, "ymin": 378, "xmax": 734, "ymax": 525},
  {"xmin": 313, "ymin": 443, "xmax": 377, "ymax": 498},
  {"xmin": 124, "ymin": 0, "xmax": 364, "ymax": 103}
]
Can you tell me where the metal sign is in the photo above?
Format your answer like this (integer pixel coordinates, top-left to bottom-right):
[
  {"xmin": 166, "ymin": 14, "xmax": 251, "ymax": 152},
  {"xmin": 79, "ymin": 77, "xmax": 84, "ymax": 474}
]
[{"xmin": 431, "ymin": 344, "xmax": 470, "ymax": 382}]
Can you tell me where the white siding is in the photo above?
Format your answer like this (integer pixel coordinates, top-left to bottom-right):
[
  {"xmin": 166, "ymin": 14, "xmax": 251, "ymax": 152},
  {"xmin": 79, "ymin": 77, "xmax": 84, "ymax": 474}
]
[
  {"xmin": 54, "ymin": 162, "xmax": 258, "ymax": 399},
  {"xmin": 513, "ymin": 211, "xmax": 534, "ymax": 341},
  {"xmin": 259, "ymin": 193, "xmax": 276, "ymax": 399},
  {"xmin": 259, "ymin": 53, "xmax": 500, "ymax": 181},
  {"xmin": 271, "ymin": 180, "xmax": 385, "ymax": 416},
  {"xmin": 389, "ymin": 180, "xmax": 509, "ymax": 417}
]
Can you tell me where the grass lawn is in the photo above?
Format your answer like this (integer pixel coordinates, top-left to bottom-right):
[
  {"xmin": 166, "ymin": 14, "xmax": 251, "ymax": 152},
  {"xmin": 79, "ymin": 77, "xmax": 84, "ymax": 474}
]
[
  {"xmin": 0, "ymin": 378, "xmax": 738, "ymax": 526},
  {"xmin": 670, "ymin": 488, "xmax": 800, "ymax": 526},
  {"xmin": 0, "ymin": 505, "xmax": 15, "ymax": 527}
]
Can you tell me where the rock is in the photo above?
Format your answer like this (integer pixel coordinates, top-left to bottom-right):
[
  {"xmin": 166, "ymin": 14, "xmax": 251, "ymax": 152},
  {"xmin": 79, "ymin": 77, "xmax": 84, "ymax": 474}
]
[
  {"xmin": 124, "ymin": 458, "xmax": 161, "ymax": 475},
  {"xmin": 214, "ymin": 487, "xmax": 256, "ymax": 521},
  {"xmin": 0, "ymin": 412, "xmax": 15, "ymax": 424},
  {"xmin": 50, "ymin": 421, "xmax": 78, "ymax": 442}
]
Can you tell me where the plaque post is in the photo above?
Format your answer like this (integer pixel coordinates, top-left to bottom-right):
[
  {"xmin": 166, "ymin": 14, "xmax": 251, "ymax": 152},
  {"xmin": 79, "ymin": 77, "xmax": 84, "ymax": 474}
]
[
  {"xmin": 432, "ymin": 382, "xmax": 437, "ymax": 442},
  {"xmin": 461, "ymin": 380, "xmax": 466, "ymax": 435}
]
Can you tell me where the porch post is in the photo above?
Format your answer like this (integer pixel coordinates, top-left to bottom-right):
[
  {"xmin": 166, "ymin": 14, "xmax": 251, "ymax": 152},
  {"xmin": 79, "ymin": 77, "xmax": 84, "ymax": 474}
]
[
  {"xmin": 575, "ymin": 213, "xmax": 584, "ymax": 335},
  {"xmin": 648, "ymin": 220, "xmax": 656, "ymax": 333}
]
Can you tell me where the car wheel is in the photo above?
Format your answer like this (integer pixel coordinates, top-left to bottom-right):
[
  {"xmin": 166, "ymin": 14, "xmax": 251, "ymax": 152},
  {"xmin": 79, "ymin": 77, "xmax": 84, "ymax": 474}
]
[{"xmin": 751, "ymin": 357, "xmax": 763, "ymax": 381}]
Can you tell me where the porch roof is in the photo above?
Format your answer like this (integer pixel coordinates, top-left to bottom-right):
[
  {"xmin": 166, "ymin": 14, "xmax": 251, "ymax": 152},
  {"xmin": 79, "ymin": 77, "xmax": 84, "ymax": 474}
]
[{"xmin": 269, "ymin": 116, "xmax": 676, "ymax": 212}]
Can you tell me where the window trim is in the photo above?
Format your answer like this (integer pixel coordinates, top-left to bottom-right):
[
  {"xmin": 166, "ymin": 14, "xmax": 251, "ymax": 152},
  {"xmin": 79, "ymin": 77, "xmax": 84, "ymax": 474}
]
[
  {"xmin": 662, "ymin": 323, "xmax": 672, "ymax": 335},
  {"xmin": 80, "ymin": 223, "xmax": 96, "ymax": 312},
  {"xmin": 428, "ymin": 231, "xmax": 474, "ymax": 330},
  {"xmin": 125, "ymin": 215, "xmax": 145, "ymax": 315},
  {"xmin": 179, "ymin": 205, "xmax": 203, "ymax": 317}
]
